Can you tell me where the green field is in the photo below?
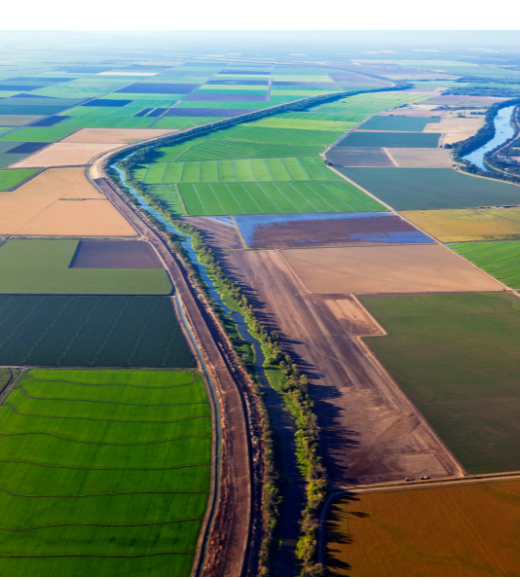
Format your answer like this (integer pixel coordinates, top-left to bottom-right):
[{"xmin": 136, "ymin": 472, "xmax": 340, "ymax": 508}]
[
  {"xmin": 0, "ymin": 127, "xmax": 75, "ymax": 143},
  {"xmin": 0, "ymin": 295, "xmax": 194, "ymax": 367},
  {"xmin": 0, "ymin": 368, "xmax": 210, "ymax": 576},
  {"xmin": 177, "ymin": 140, "xmax": 322, "ymax": 161},
  {"xmin": 338, "ymin": 131, "xmax": 440, "ymax": 148},
  {"xmin": 0, "ymin": 240, "xmax": 172, "ymax": 295},
  {"xmin": 153, "ymin": 116, "xmax": 225, "ymax": 129},
  {"xmin": 360, "ymin": 115, "xmax": 441, "ymax": 131},
  {"xmin": 178, "ymin": 180, "xmax": 385, "ymax": 215},
  {"xmin": 339, "ymin": 168, "xmax": 520, "ymax": 210},
  {"xmin": 139, "ymin": 156, "xmax": 342, "ymax": 184},
  {"xmin": 450, "ymin": 240, "xmax": 520, "ymax": 288},
  {"xmin": 361, "ymin": 292, "xmax": 520, "ymax": 474},
  {"xmin": 0, "ymin": 168, "xmax": 38, "ymax": 190}
]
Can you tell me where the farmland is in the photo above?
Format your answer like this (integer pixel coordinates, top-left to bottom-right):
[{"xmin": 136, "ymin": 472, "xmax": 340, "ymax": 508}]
[
  {"xmin": 0, "ymin": 167, "xmax": 137, "ymax": 236},
  {"xmin": 0, "ymin": 295, "xmax": 194, "ymax": 367},
  {"xmin": 12, "ymin": 142, "xmax": 123, "ymax": 167},
  {"xmin": 178, "ymin": 180, "xmax": 385, "ymax": 215},
  {"xmin": 0, "ymin": 240, "xmax": 172, "ymax": 295},
  {"xmin": 450, "ymin": 240, "xmax": 520, "ymax": 288},
  {"xmin": 359, "ymin": 115, "xmax": 441, "ymax": 131},
  {"xmin": 233, "ymin": 212, "xmax": 433, "ymax": 249},
  {"xmin": 139, "ymin": 156, "xmax": 342, "ymax": 184},
  {"xmin": 282, "ymin": 244, "xmax": 501, "ymax": 294},
  {"xmin": 336, "ymin": 131, "xmax": 440, "ymax": 148},
  {"xmin": 0, "ymin": 168, "xmax": 38, "ymax": 189},
  {"xmin": 401, "ymin": 207, "xmax": 520, "ymax": 242},
  {"xmin": 361, "ymin": 292, "xmax": 520, "ymax": 473},
  {"xmin": 0, "ymin": 368, "xmax": 210, "ymax": 576},
  {"xmin": 326, "ymin": 480, "xmax": 520, "ymax": 576},
  {"xmin": 386, "ymin": 148, "xmax": 452, "ymax": 167},
  {"xmin": 339, "ymin": 168, "xmax": 520, "ymax": 210}
]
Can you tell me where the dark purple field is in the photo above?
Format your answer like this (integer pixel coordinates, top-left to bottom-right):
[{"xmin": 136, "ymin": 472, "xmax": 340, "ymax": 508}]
[
  {"xmin": 6, "ymin": 142, "xmax": 48, "ymax": 154},
  {"xmin": 222, "ymin": 70, "xmax": 271, "ymax": 75},
  {"xmin": 70, "ymin": 241, "xmax": 163, "ymax": 269},
  {"xmin": 166, "ymin": 107, "xmax": 257, "ymax": 117},
  {"xmin": 117, "ymin": 83, "xmax": 199, "ymax": 94},
  {"xmin": 185, "ymin": 94, "xmax": 268, "ymax": 102},
  {"xmin": 326, "ymin": 147, "xmax": 394, "ymax": 167},
  {"xmin": 86, "ymin": 99, "xmax": 133, "ymax": 107},
  {"xmin": 146, "ymin": 108, "xmax": 168, "ymax": 117},
  {"xmin": 133, "ymin": 108, "xmax": 153, "ymax": 117},
  {"xmin": 30, "ymin": 116, "xmax": 70, "ymax": 126}
]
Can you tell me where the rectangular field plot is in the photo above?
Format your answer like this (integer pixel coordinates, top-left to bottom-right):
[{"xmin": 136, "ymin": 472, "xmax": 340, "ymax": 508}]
[
  {"xmin": 0, "ymin": 239, "xmax": 172, "ymax": 295},
  {"xmin": 337, "ymin": 131, "xmax": 440, "ymax": 148},
  {"xmin": 178, "ymin": 181, "xmax": 386, "ymax": 215},
  {"xmin": 233, "ymin": 212, "xmax": 433, "ymax": 249},
  {"xmin": 0, "ymin": 368, "xmax": 209, "ymax": 576},
  {"xmin": 142, "ymin": 156, "xmax": 341, "ymax": 184},
  {"xmin": 450, "ymin": 240, "xmax": 520, "ymax": 288},
  {"xmin": 326, "ymin": 147, "xmax": 395, "ymax": 167},
  {"xmin": 0, "ymin": 168, "xmax": 38, "ymax": 190},
  {"xmin": 0, "ymin": 295, "xmax": 194, "ymax": 367},
  {"xmin": 360, "ymin": 115, "xmax": 441, "ymax": 131},
  {"xmin": 326, "ymin": 481, "xmax": 520, "ymax": 577},
  {"xmin": 401, "ymin": 207, "xmax": 520, "ymax": 242},
  {"xmin": 282, "ymin": 244, "xmax": 502, "ymax": 294},
  {"xmin": 0, "ymin": 127, "xmax": 75, "ymax": 143},
  {"xmin": 360, "ymin": 292, "xmax": 520, "ymax": 473},
  {"xmin": 387, "ymin": 148, "xmax": 452, "ymax": 168},
  {"xmin": 340, "ymin": 168, "xmax": 520, "ymax": 210}
]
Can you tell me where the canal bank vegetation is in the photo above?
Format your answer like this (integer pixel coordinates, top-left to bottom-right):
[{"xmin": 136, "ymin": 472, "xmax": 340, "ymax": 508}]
[{"xmin": 107, "ymin": 159, "xmax": 327, "ymax": 576}]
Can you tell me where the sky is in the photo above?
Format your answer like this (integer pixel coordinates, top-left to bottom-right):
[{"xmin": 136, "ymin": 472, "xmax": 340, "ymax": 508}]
[{"xmin": 1, "ymin": 0, "xmax": 518, "ymax": 33}]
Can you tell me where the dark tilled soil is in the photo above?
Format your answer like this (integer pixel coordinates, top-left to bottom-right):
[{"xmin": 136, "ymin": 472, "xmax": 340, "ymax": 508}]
[{"xmin": 70, "ymin": 240, "xmax": 163, "ymax": 269}]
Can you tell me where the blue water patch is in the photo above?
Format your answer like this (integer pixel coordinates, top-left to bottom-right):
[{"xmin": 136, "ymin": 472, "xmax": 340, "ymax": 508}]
[{"xmin": 233, "ymin": 212, "xmax": 434, "ymax": 247}]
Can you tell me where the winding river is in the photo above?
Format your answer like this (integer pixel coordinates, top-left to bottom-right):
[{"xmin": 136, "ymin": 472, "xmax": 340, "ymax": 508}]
[
  {"xmin": 463, "ymin": 105, "xmax": 516, "ymax": 171},
  {"xmin": 113, "ymin": 161, "xmax": 305, "ymax": 576}
]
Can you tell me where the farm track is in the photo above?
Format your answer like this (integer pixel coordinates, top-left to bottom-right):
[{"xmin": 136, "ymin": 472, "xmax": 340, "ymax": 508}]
[
  {"xmin": 90, "ymin": 174, "xmax": 264, "ymax": 577},
  {"xmin": 221, "ymin": 249, "xmax": 464, "ymax": 487}
]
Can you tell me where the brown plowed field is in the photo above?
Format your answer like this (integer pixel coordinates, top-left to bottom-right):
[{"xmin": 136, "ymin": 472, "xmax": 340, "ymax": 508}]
[
  {"xmin": 222, "ymin": 249, "xmax": 463, "ymax": 485},
  {"xmin": 11, "ymin": 143, "xmax": 123, "ymax": 167},
  {"xmin": 182, "ymin": 216, "xmax": 244, "ymax": 250},
  {"xmin": 281, "ymin": 244, "xmax": 503, "ymax": 295},
  {"xmin": 423, "ymin": 117, "xmax": 484, "ymax": 146},
  {"xmin": 0, "ymin": 167, "xmax": 136, "ymax": 236},
  {"xmin": 240, "ymin": 214, "xmax": 426, "ymax": 249},
  {"xmin": 326, "ymin": 147, "xmax": 394, "ymax": 167},
  {"xmin": 62, "ymin": 128, "xmax": 175, "ymax": 144},
  {"xmin": 386, "ymin": 148, "xmax": 453, "ymax": 168}
]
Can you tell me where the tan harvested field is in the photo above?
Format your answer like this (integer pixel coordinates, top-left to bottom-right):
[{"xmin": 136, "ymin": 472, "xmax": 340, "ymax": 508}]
[
  {"xmin": 386, "ymin": 147, "xmax": 453, "ymax": 168},
  {"xmin": 281, "ymin": 244, "xmax": 503, "ymax": 294},
  {"xmin": 0, "ymin": 115, "xmax": 42, "ymax": 126},
  {"xmin": 11, "ymin": 143, "xmax": 123, "ymax": 167},
  {"xmin": 380, "ymin": 107, "xmax": 445, "ymax": 117},
  {"xmin": 423, "ymin": 117, "xmax": 484, "ymax": 145},
  {"xmin": 400, "ymin": 207, "xmax": 520, "ymax": 242},
  {"xmin": 326, "ymin": 480, "xmax": 520, "ymax": 576},
  {"xmin": 62, "ymin": 128, "xmax": 176, "ymax": 144},
  {"xmin": 223, "ymin": 249, "xmax": 463, "ymax": 485},
  {"xmin": 0, "ymin": 167, "xmax": 136, "ymax": 236}
]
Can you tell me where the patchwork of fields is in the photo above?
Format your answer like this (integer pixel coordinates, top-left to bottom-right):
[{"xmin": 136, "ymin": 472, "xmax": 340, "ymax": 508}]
[{"xmin": 0, "ymin": 369, "xmax": 210, "ymax": 576}]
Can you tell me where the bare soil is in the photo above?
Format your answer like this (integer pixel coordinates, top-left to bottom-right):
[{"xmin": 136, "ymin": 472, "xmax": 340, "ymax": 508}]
[
  {"xmin": 182, "ymin": 216, "xmax": 245, "ymax": 250},
  {"xmin": 222, "ymin": 249, "xmax": 464, "ymax": 485},
  {"xmin": 62, "ymin": 128, "xmax": 176, "ymax": 144},
  {"xmin": 281, "ymin": 244, "xmax": 503, "ymax": 295},
  {"xmin": 326, "ymin": 147, "xmax": 394, "ymax": 167},
  {"xmin": 11, "ymin": 143, "xmax": 123, "ymax": 167},
  {"xmin": 386, "ymin": 148, "xmax": 453, "ymax": 168}
]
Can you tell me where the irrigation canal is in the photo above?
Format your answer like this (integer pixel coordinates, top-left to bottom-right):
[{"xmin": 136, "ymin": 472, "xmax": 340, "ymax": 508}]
[{"xmin": 113, "ymin": 160, "xmax": 306, "ymax": 576}]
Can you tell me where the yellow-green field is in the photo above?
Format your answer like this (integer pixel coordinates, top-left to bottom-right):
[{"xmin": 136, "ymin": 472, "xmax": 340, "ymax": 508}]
[
  {"xmin": 400, "ymin": 206, "xmax": 520, "ymax": 242},
  {"xmin": 326, "ymin": 480, "xmax": 520, "ymax": 576}
]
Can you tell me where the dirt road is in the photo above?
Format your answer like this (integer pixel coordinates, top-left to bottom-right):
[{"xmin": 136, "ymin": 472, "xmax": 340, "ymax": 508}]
[
  {"xmin": 91, "ymin": 175, "xmax": 263, "ymax": 577},
  {"xmin": 222, "ymin": 249, "xmax": 464, "ymax": 486}
]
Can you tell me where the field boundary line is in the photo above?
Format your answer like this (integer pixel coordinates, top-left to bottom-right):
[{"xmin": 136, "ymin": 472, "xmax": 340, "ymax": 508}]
[
  {"xmin": 383, "ymin": 147, "xmax": 399, "ymax": 167},
  {"xmin": 328, "ymin": 165, "xmax": 394, "ymax": 210}
]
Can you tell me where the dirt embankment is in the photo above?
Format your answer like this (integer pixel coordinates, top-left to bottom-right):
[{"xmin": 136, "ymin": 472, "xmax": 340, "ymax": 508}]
[
  {"xmin": 93, "ymin": 177, "xmax": 265, "ymax": 577},
  {"xmin": 221, "ymin": 249, "xmax": 464, "ymax": 486}
]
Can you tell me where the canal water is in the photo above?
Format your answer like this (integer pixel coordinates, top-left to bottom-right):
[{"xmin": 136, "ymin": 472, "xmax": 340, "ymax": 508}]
[
  {"xmin": 113, "ymin": 161, "xmax": 305, "ymax": 576},
  {"xmin": 463, "ymin": 105, "xmax": 516, "ymax": 171}
]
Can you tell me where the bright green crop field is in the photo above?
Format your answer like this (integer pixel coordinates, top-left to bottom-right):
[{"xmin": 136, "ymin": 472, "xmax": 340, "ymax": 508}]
[
  {"xmin": 140, "ymin": 156, "xmax": 342, "ymax": 184},
  {"xmin": 0, "ymin": 368, "xmax": 211, "ymax": 576},
  {"xmin": 178, "ymin": 180, "xmax": 385, "ymax": 215},
  {"xmin": 0, "ymin": 168, "xmax": 39, "ymax": 190},
  {"xmin": 361, "ymin": 292, "xmax": 520, "ymax": 474},
  {"xmin": 0, "ymin": 240, "xmax": 172, "ymax": 295},
  {"xmin": 0, "ymin": 127, "xmax": 75, "ymax": 143}
]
